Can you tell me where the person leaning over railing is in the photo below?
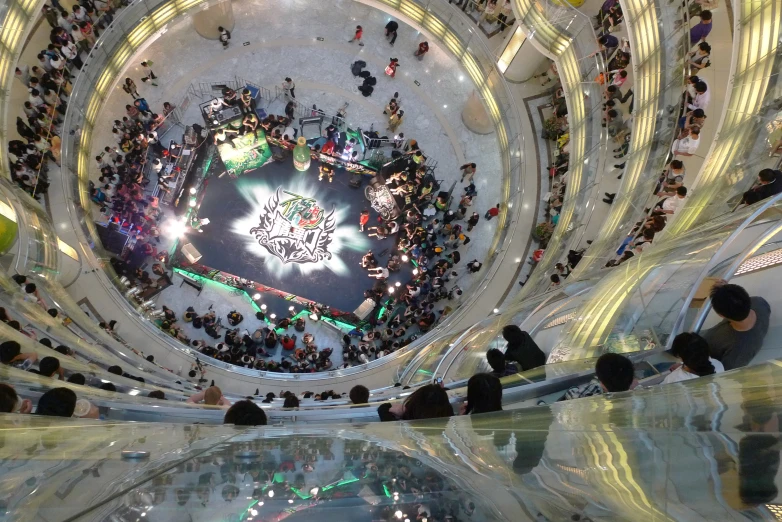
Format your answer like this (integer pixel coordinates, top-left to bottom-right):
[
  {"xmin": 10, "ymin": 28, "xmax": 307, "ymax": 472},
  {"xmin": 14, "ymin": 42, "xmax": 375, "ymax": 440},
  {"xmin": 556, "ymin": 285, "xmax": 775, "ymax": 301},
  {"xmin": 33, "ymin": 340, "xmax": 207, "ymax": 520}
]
[{"xmin": 699, "ymin": 281, "xmax": 770, "ymax": 371}]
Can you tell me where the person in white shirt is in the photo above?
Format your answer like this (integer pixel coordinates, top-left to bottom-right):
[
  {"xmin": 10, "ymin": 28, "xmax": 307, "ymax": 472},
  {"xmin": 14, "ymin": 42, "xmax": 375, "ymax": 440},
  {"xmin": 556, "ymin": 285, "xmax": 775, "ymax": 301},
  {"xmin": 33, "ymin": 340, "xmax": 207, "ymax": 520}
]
[
  {"xmin": 656, "ymin": 186, "xmax": 688, "ymax": 217},
  {"xmin": 672, "ymin": 128, "xmax": 701, "ymax": 157},
  {"xmin": 687, "ymin": 81, "xmax": 710, "ymax": 111},
  {"xmin": 662, "ymin": 332, "xmax": 725, "ymax": 384}
]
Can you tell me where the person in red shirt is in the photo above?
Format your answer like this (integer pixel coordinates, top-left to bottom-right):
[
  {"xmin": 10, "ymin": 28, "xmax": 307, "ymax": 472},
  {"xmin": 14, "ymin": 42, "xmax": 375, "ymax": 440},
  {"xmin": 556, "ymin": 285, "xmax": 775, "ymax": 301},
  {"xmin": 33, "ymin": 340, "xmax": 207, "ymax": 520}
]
[
  {"xmin": 485, "ymin": 203, "xmax": 500, "ymax": 220},
  {"xmin": 349, "ymin": 25, "xmax": 364, "ymax": 46},
  {"xmin": 415, "ymin": 41, "xmax": 429, "ymax": 60},
  {"xmin": 321, "ymin": 139, "xmax": 336, "ymax": 155},
  {"xmin": 359, "ymin": 210, "xmax": 370, "ymax": 232}
]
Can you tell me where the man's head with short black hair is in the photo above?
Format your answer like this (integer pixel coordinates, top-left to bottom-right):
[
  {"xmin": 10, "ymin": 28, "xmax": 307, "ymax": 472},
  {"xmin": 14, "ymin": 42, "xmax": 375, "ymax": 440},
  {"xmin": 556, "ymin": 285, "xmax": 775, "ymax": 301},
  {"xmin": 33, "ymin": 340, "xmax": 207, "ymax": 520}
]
[
  {"xmin": 0, "ymin": 383, "xmax": 19, "ymax": 413},
  {"xmin": 595, "ymin": 353, "xmax": 635, "ymax": 392},
  {"xmin": 148, "ymin": 390, "xmax": 166, "ymax": 400},
  {"xmin": 38, "ymin": 356, "xmax": 60, "ymax": 378},
  {"xmin": 35, "ymin": 387, "xmax": 77, "ymax": 417},
  {"xmin": 100, "ymin": 382, "xmax": 117, "ymax": 392},
  {"xmin": 677, "ymin": 186, "xmax": 688, "ymax": 197},
  {"xmin": 759, "ymin": 169, "xmax": 777, "ymax": 183},
  {"xmin": 486, "ymin": 348, "xmax": 506, "ymax": 373},
  {"xmin": 349, "ymin": 384, "xmax": 370, "ymax": 404},
  {"xmin": 224, "ymin": 400, "xmax": 267, "ymax": 426},
  {"xmin": 107, "ymin": 365, "xmax": 122, "ymax": 375},
  {"xmin": 47, "ymin": 308, "xmax": 58, "ymax": 318},
  {"xmin": 711, "ymin": 283, "xmax": 751, "ymax": 321},
  {"xmin": 0, "ymin": 341, "xmax": 21, "ymax": 364},
  {"xmin": 11, "ymin": 274, "xmax": 26, "ymax": 286},
  {"xmin": 54, "ymin": 345, "xmax": 71, "ymax": 356},
  {"xmin": 67, "ymin": 373, "xmax": 86, "ymax": 385},
  {"xmin": 24, "ymin": 283, "xmax": 36, "ymax": 294}
]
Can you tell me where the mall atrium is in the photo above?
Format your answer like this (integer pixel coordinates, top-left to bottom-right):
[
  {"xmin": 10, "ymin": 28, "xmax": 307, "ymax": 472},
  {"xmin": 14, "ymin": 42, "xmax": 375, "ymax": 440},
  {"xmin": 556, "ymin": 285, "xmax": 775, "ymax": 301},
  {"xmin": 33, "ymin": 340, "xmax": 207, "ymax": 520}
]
[{"xmin": 0, "ymin": 0, "xmax": 781, "ymax": 519}]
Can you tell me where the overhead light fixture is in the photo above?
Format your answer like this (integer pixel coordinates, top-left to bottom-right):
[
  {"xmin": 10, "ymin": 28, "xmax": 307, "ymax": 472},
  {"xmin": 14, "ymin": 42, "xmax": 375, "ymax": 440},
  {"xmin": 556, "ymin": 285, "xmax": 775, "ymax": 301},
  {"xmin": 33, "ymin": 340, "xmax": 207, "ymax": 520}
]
[
  {"xmin": 270, "ymin": 314, "xmax": 276, "ymax": 320},
  {"xmin": 394, "ymin": 281, "xmax": 401, "ymax": 287},
  {"xmin": 189, "ymin": 187, "xmax": 197, "ymax": 194},
  {"xmin": 268, "ymin": 490, "xmax": 274, "ymax": 498},
  {"xmin": 401, "ymin": 255, "xmax": 409, "ymax": 262},
  {"xmin": 288, "ymin": 305, "xmax": 295, "ymax": 311},
  {"xmin": 309, "ymin": 313, "xmax": 319, "ymax": 321},
  {"xmin": 388, "ymin": 286, "xmax": 395, "ymax": 294},
  {"xmin": 412, "ymin": 268, "xmax": 418, "ymax": 275},
  {"xmin": 261, "ymin": 304, "xmax": 267, "ymax": 311},
  {"xmin": 253, "ymin": 293, "xmax": 261, "ymax": 300}
]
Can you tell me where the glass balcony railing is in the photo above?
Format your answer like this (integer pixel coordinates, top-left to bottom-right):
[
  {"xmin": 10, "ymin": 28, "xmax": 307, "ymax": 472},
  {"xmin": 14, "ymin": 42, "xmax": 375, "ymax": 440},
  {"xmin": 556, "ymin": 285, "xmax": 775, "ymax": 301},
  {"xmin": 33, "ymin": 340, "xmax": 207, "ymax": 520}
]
[
  {"xmin": 569, "ymin": 0, "xmax": 693, "ymax": 278},
  {"xmin": 50, "ymin": 0, "xmax": 530, "ymax": 384},
  {"xmin": 511, "ymin": 0, "xmax": 608, "ymax": 297},
  {"xmin": 666, "ymin": 0, "xmax": 782, "ymax": 236},
  {"xmin": 5, "ymin": 359, "xmax": 782, "ymax": 521}
]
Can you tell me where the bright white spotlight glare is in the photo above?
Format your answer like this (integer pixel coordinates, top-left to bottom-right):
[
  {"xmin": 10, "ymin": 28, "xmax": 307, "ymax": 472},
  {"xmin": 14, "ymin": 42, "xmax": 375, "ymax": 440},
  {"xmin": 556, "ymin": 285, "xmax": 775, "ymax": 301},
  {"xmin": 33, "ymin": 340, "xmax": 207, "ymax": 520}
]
[
  {"xmin": 412, "ymin": 269, "xmax": 418, "ymax": 275},
  {"xmin": 395, "ymin": 511, "xmax": 403, "ymax": 519},
  {"xmin": 270, "ymin": 314, "xmax": 276, "ymax": 320},
  {"xmin": 388, "ymin": 286, "xmax": 395, "ymax": 294},
  {"xmin": 250, "ymin": 509, "xmax": 258, "ymax": 516},
  {"xmin": 253, "ymin": 293, "xmax": 261, "ymax": 300},
  {"xmin": 164, "ymin": 219, "xmax": 186, "ymax": 238},
  {"xmin": 268, "ymin": 490, "xmax": 274, "ymax": 498},
  {"xmin": 288, "ymin": 306, "xmax": 295, "ymax": 311},
  {"xmin": 310, "ymin": 487, "xmax": 319, "ymax": 496},
  {"xmin": 189, "ymin": 187, "xmax": 197, "ymax": 194},
  {"xmin": 401, "ymin": 255, "xmax": 409, "ymax": 262},
  {"xmin": 189, "ymin": 199, "xmax": 197, "ymax": 207},
  {"xmin": 493, "ymin": 308, "xmax": 500, "ymax": 313},
  {"xmin": 258, "ymin": 502, "xmax": 264, "ymax": 506},
  {"xmin": 261, "ymin": 304, "xmax": 267, "ymax": 311},
  {"xmin": 309, "ymin": 313, "xmax": 319, "ymax": 321},
  {"xmin": 288, "ymin": 499, "xmax": 294, "ymax": 504},
  {"xmin": 394, "ymin": 281, "xmax": 401, "ymax": 287}
]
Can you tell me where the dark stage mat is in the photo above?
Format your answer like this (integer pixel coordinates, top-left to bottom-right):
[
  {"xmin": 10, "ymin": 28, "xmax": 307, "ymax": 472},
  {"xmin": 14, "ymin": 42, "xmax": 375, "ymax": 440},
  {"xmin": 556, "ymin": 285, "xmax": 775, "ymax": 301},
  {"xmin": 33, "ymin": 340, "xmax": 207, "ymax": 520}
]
[{"xmin": 189, "ymin": 160, "xmax": 408, "ymax": 313}]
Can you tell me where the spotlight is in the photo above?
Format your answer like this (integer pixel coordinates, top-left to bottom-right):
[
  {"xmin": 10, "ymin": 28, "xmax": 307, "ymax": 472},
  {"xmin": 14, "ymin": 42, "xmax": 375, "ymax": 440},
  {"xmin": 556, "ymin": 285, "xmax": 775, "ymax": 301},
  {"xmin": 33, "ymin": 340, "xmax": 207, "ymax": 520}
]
[
  {"xmin": 288, "ymin": 306, "xmax": 295, "ymax": 311},
  {"xmin": 189, "ymin": 198, "xmax": 197, "ymax": 207},
  {"xmin": 394, "ymin": 281, "xmax": 401, "ymax": 287},
  {"xmin": 189, "ymin": 187, "xmax": 197, "ymax": 195},
  {"xmin": 395, "ymin": 511, "xmax": 403, "ymax": 520},
  {"xmin": 309, "ymin": 313, "xmax": 319, "ymax": 321},
  {"xmin": 401, "ymin": 255, "xmax": 409, "ymax": 262},
  {"xmin": 412, "ymin": 269, "xmax": 419, "ymax": 275},
  {"xmin": 388, "ymin": 286, "xmax": 395, "ymax": 294},
  {"xmin": 270, "ymin": 313, "xmax": 277, "ymax": 320},
  {"xmin": 288, "ymin": 499, "xmax": 294, "ymax": 504},
  {"xmin": 268, "ymin": 490, "xmax": 274, "ymax": 498},
  {"xmin": 310, "ymin": 487, "xmax": 319, "ymax": 496},
  {"xmin": 261, "ymin": 304, "xmax": 267, "ymax": 311},
  {"xmin": 164, "ymin": 218, "xmax": 186, "ymax": 238},
  {"xmin": 252, "ymin": 293, "xmax": 261, "ymax": 300},
  {"xmin": 493, "ymin": 308, "xmax": 500, "ymax": 314},
  {"xmin": 250, "ymin": 509, "xmax": 258, "ymax": 516}
]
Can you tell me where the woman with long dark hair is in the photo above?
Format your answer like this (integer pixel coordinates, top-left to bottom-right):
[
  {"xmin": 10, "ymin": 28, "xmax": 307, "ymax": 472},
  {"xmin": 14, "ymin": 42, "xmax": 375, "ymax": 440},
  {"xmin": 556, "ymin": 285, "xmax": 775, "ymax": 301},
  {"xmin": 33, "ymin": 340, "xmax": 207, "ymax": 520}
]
[{"xmin": 662, "ymin": 332, "xmax": 724, "ymax": 384}]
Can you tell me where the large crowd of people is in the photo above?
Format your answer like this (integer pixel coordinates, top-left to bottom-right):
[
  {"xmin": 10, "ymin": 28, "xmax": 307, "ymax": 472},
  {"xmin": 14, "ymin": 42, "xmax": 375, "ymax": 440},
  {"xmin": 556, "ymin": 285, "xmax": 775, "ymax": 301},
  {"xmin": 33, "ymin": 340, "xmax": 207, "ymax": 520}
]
[{"xmin": 10, "ymin": 1, "xmax": 129, "ymax": 199}]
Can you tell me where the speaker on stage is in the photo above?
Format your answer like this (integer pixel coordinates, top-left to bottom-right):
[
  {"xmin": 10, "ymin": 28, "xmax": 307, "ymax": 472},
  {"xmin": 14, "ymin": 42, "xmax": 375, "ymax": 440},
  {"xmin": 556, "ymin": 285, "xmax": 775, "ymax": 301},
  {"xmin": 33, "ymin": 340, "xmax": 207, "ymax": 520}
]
[{"xmin": 181, "ymin": 243, "xmax": 202, "ymax": 263}]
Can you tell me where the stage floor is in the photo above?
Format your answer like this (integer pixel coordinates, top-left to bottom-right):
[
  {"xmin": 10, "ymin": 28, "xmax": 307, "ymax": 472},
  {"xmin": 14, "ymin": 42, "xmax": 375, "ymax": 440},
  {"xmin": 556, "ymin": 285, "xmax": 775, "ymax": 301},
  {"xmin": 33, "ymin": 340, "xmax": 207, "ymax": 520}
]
[{"xmin": 189, "ymin": 159, "xmax": 408, "ymax": 313}]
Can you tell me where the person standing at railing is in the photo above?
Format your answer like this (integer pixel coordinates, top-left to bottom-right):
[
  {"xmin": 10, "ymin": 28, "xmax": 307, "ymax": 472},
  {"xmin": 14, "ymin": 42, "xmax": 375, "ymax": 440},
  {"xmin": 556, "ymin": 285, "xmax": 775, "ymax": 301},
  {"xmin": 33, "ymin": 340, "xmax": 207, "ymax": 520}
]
[
  {"xmin": 700, "ymin": 281, "xmax": 770, "ymax": 371},
  {"xmin": 689, "ymin": 10, "xmax": 713, "ymax": 46},
  {"xmin": 501, "ymin": 325, "xmax": 546, "ymax": 372}
]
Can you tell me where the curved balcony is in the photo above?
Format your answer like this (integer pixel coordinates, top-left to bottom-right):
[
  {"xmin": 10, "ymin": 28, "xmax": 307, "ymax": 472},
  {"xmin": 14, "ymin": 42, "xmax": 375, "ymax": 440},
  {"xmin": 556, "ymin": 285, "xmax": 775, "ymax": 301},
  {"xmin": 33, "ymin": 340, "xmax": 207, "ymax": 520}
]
[
  {"xmin": 665, "ymin": 0, "xmax": 782, "ymax": 235},
  {"xmin": 569, "ymin": 0, "xmax": 692, "ymax": 277},
  {"xmin": 20, "ymin": 0, "xmax": 536, "ymax": 392},
  {"xmin": 511, "ymin": 0, "xmax": 608, "ymax": 296}
]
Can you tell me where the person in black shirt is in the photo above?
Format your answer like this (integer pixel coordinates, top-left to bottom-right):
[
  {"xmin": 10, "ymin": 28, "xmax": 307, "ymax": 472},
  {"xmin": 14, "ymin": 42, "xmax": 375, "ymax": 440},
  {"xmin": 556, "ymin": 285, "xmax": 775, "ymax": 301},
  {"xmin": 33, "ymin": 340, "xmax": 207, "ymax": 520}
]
[
  {"xmin": 385, "ymin": 20, "xmax": 399, "ymax": 45},
  {"xmin": 501, "ymin": 325, "xmax": 546, "ymax": 371},
  {"xmin": 742, "ymin": 169, "xmax": 782, "ymax": 205}
]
